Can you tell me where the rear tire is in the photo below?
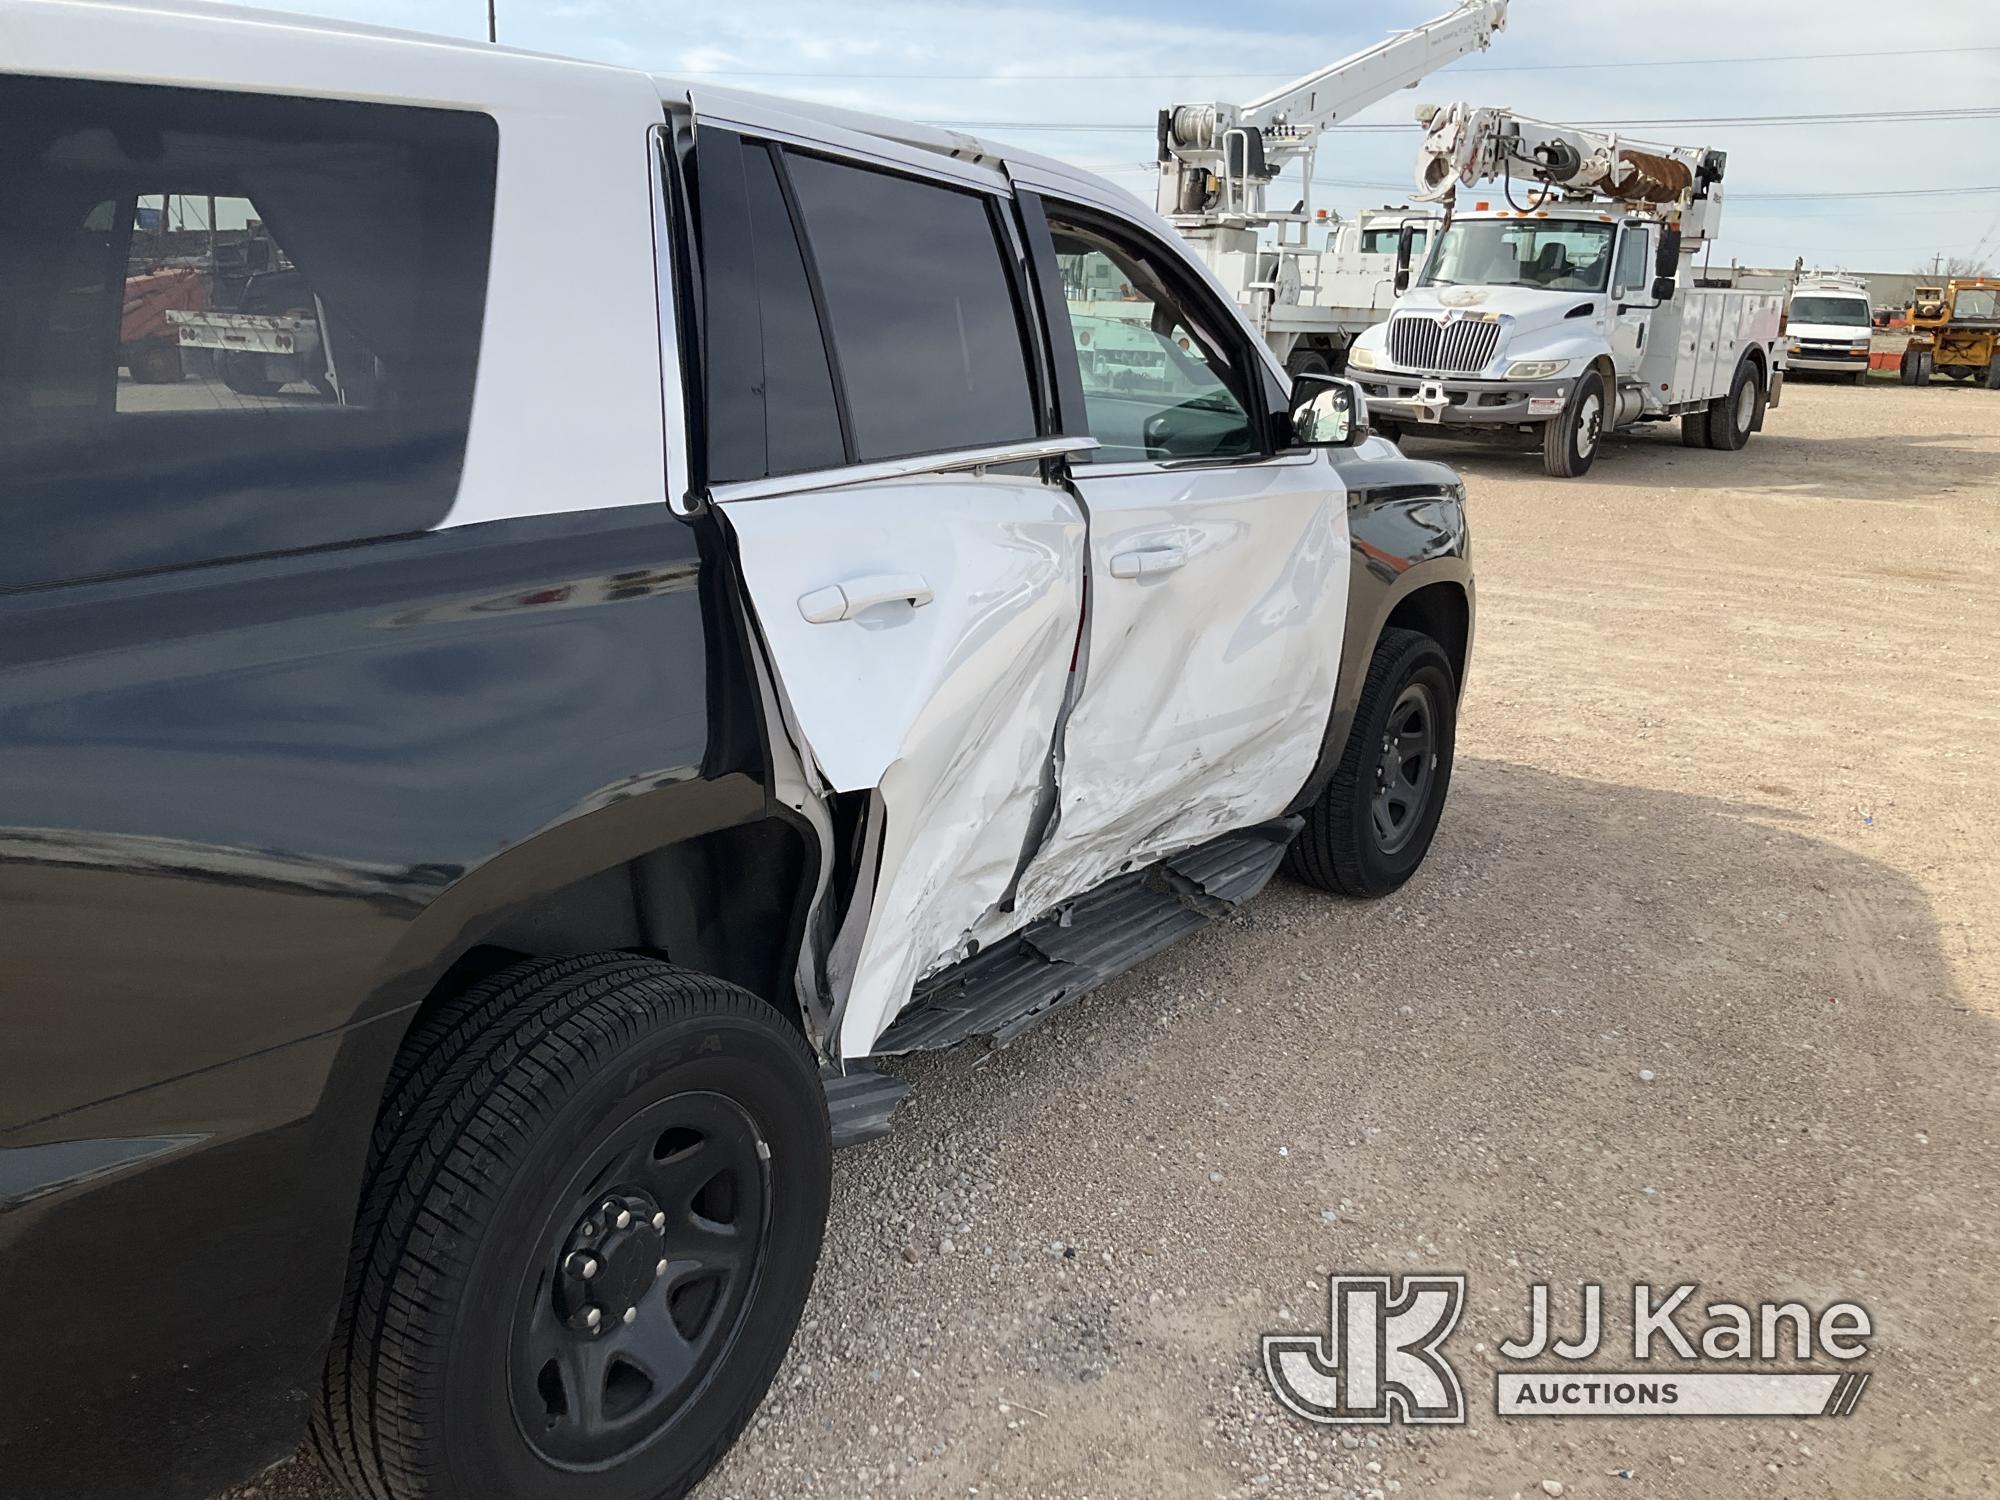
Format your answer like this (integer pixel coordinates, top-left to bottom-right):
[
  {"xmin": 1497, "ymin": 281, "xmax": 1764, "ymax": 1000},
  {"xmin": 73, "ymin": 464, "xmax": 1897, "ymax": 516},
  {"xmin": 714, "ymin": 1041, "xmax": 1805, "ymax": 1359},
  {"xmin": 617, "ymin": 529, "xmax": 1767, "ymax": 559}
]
[
  {"xmin": 1680, "ymin": 413, "xmax": 1712, "ymax": 447},
  {"xmin": 221, "ymin": 354, "xmax": 282, "ymax": 397},
  {"xmin": 1913, "ymin": 352, "xmax": 1934, "ymax": 387},
  {"xmin": 312, "ymin": 954, "xmax": 831, "ymax": 1500},
  {"xmin": 1985, "ymin": 360, "xmax": 2000, "ymax": 391},
  {"xmin": 1285, "ymin": 627, "xmax": 1457, "ymax": 898},
  {"xmin": 128, "ymin": 342, "xmax": 184, "ymax": 384},
  {"xmin": 1705, "ymin": 358, "xmax": 1760, "ymax": 450},
  {"xmin": 1286, "ymin": 348, "xmax": 1334, "ymax": 382},
  {"xmin": 1541, "ymin": 368, "xmax": 1605, "ymax": 478}
]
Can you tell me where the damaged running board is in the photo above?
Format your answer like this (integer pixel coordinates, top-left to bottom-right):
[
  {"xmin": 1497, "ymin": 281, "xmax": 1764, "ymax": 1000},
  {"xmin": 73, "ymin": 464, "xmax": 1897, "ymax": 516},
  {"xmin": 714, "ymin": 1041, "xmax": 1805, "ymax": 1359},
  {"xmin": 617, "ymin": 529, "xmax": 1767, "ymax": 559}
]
[{"xmin": 872, "ymin": 817, "xmax": 1301, "ymax": 1056}]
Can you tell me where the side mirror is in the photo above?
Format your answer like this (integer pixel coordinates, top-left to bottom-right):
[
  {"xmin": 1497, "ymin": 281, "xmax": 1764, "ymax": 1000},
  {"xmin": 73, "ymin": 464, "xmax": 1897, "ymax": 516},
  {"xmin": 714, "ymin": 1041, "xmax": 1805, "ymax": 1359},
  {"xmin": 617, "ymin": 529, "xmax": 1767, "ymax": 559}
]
[
  {"xmin": 1651, "ymin": 274, "xmax": 1676, "ymax": 301},
  {"xmin": 1288, "ymin": 373, "xmax": 1369, "ymax": 449},
  {"xmin": 1394, "ymin": 222, "xmax": 1416, "ymax": 295}
]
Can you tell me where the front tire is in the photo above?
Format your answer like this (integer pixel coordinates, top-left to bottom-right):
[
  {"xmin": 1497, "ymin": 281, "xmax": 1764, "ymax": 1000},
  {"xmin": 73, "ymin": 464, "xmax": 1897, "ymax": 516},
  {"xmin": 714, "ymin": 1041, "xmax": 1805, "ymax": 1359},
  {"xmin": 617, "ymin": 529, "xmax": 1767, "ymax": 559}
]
[
  {"xmin": 313, "ymin": 954, "xmax": 831, "ymax": 1500},
  {"xmin": 1285, "ymin": 627, "xmax": 1457, "ymax": 898},
  {"xmin": 1542, "ymin": 368, "xmax": 1605, "ymax": 477}
]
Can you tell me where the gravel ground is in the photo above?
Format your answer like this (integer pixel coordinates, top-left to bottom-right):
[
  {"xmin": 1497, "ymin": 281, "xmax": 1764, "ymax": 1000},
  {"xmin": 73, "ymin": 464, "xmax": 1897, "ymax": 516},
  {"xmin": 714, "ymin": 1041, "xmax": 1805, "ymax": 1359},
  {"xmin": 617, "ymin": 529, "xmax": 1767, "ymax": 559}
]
[{"xmin": 231, "ymin": 379, "xmax": 2000, "ymax": 1500}]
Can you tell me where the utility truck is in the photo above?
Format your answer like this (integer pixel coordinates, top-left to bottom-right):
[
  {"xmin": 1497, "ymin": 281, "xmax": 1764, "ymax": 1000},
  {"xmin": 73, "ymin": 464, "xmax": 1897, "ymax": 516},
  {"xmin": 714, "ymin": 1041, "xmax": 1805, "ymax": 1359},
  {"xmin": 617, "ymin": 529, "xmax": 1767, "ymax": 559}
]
[
  {"xmin": 1346, "ymin": 104, "xmax": 1788, "ymax": 476},
  {"xmin": 1154, "ymin": 0, "xmax": 1508, "ymax": 378}
]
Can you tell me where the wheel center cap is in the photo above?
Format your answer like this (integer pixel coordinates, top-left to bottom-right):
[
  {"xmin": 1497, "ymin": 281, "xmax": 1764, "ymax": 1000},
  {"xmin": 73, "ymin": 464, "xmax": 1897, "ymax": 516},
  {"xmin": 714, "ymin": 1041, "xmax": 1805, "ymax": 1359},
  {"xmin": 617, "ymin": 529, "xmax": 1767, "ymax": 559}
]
[{"xmin": 556, "ymin": 1191, "xmax": 667, "ymax": 1333}]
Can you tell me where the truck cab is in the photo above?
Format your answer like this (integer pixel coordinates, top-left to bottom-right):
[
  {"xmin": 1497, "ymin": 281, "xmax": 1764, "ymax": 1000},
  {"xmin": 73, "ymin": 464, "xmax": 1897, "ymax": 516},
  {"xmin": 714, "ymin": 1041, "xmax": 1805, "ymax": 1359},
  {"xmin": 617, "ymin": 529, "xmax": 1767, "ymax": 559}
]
[
  {"xmin": 1785, "ymin": 276, "xmax": 1875, "ymax": 384},
  {"xmin": 1347, "ymin": 197, "xmax": 1785, "ymax": 476}
]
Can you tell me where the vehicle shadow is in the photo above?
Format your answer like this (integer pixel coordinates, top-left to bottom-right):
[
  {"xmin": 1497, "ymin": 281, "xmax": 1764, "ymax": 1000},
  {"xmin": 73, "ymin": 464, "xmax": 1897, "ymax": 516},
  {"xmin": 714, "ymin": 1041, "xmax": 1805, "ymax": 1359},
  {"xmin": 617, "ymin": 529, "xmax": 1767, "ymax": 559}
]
[
  {"xmin": 1400, "ymin": 421, "xmax": 1999, "ymax": 502},
  {"xmin": 720, "ymin": 756, "xmax": 1992, "ymax": 1498}
]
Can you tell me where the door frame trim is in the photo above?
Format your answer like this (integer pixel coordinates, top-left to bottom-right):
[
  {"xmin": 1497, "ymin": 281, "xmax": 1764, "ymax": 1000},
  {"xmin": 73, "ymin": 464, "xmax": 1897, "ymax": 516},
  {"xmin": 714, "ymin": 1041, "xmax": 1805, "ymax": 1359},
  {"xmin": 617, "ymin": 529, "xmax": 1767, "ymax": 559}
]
[{"xmin": 710, "ymin": 435, "xmax": 1099, "ymax": 505}]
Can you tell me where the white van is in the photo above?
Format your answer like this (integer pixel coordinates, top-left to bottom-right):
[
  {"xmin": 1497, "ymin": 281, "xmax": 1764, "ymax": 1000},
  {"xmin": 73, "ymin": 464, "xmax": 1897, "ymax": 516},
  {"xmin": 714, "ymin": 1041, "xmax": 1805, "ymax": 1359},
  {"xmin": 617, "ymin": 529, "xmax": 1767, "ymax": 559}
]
[{"xmin": 1785, "ymin": 276, "xmax": 1875, "ymax": 385}]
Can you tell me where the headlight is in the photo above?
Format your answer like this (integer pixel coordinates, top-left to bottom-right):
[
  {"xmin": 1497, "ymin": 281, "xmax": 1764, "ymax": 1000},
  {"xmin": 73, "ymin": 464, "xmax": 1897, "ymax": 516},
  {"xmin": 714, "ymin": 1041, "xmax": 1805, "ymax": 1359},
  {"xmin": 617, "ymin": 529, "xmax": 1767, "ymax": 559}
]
[
  {"xmin": 1786, "ymin": 339, "xmax": 1805, "ymax": 353},
  {"xmin": 1851, "ymin": 339, "xmax": 1872, "ymax": 352},
  {"xmin": 1347, "ymin": 346, "xmax": 1377, "ymax": 371},
  {"xmin": 1504, "ymin": 358, "xmax": 1569, "ymax": 380}
]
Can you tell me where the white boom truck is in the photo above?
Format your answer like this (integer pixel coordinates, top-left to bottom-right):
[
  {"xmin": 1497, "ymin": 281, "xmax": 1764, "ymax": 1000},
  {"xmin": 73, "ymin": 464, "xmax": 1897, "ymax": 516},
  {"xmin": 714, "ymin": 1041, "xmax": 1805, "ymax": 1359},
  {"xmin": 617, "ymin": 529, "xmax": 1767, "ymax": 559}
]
[
  {"xmin": 1345, "ymin": 104, "xmax": 1787, "ymax": 476},
  {"xmin": 1155, "ymin": 0, "xmax": 1509, "ymax": 379}
]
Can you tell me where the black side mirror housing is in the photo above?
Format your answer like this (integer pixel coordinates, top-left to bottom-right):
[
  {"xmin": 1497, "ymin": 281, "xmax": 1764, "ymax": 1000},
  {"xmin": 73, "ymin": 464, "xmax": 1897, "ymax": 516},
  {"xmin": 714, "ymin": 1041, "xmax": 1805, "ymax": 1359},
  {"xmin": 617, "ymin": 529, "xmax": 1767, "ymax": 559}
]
[
  {"xmin": 1653, "ymin": 227, "xmax": 1682, "ymax": 301},
  {"xmin": 1286, "ymin": 373, "xmax": 1370, "ymax": 449},
  {"xmin": 1393, "ymin": 221, "xmax": 1416, "ymax": 295}
]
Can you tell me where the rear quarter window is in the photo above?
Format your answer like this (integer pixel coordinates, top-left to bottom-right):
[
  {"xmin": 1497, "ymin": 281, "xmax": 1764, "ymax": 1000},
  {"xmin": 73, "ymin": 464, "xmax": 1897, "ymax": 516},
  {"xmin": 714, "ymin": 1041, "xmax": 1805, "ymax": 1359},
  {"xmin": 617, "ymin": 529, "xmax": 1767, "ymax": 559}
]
[{"xmin": 0, "ymin": 77, "xmax": 498, "ymax": 590}]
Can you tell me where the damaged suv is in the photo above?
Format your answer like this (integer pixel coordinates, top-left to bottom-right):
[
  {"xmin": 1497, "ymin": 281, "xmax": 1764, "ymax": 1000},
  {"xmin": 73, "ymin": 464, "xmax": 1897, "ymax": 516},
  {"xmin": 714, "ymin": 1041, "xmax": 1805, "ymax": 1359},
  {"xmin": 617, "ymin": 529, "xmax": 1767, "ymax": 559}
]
[{"xmin": 0, "ymin": 6, "xmax": 1472, "ymax": 1499}]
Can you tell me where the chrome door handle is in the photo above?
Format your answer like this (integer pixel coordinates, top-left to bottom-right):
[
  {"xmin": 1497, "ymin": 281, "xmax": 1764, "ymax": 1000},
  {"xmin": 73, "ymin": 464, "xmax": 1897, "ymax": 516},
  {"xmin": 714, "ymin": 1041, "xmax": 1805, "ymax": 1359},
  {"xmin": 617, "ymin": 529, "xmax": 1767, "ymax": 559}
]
[
  {"xmin": 1108, "ymin": 544, "xmax": 1188, "ymax": 580},
  {"xmin": 796, "ymin": 572, "xmax": 935, "ymax": 624}
]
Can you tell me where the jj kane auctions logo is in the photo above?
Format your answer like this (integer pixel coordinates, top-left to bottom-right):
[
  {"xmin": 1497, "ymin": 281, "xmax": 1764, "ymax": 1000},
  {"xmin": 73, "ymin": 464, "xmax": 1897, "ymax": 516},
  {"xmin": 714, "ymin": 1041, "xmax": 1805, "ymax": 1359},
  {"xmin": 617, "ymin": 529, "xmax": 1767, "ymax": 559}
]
[{"xmin": 1265, "ymin": 1276, "xmax": 1874, "ymax": 1423}]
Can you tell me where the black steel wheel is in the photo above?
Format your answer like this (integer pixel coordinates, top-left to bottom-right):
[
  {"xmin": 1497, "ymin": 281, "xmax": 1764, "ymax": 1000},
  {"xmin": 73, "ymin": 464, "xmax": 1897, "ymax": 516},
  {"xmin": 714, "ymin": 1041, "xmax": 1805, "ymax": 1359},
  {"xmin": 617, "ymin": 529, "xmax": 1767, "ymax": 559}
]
[
  {"xmin": 1369, "ymin": 681, "xmax": 1439, "ymax": 857},
  {"xmin": 1542, "ymin": 368, "xmax": 1605, "ymax": 477},
  {"xmin": 1285, "ymin": 626, "xmax": 1458, "ymax": 897},
  {"xmin": 313, "ymin": 954, "xmax": 830, "ymax": 1500}
]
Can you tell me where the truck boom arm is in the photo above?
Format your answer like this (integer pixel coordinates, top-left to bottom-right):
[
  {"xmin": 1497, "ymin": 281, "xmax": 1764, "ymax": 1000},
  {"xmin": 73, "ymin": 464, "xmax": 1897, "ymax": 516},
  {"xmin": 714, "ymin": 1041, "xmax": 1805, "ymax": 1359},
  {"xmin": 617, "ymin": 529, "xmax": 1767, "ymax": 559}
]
[
  {"xmin": 1158, "ymin": 0, "xmax": 1508, "ymax": 225},
  {"xmin": 1411, "ymin": 104, "xmax": 1728, "ymax": 238}
]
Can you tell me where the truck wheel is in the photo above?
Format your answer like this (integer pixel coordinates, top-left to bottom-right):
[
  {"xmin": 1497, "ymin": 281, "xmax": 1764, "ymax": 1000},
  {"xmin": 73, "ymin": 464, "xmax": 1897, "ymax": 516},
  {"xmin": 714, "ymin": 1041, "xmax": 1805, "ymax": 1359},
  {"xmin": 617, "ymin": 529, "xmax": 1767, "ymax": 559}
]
[
  {"xmin": 1985, "ymin": 361, "xmax": 2000, "ymax": 391},
  {"xmin": 1679, "ymin": 413, "xmax": 1712, "ymax": 448},
  {"xmin": 1913, "ymin": 352, "xmax": 1933, "ymax": 387},
  {"xmin": 129, "ymin": 342, "xmax": 184, "ymax": 384},
  {"xmin": 1541, "ymin": 369, "xmax": 1604, "ymax": 477},
  {"xmin": 1287, "ymin": 348, "xmax": 1334, "ymax": 382},
  {"xmin": 221, "ymin": 354, "xmax": 282, "ymax": 397},
  {"xmin": 1900, "ymin": 351, "xmax": 1920, "ymax": 385},
  {"xmin": 1852, "ymin": 368, "xmax": 1871, "ymax": 387},
  {"xmin": 313, "ymin": 954, "xmax": 831, "ymax": 1500},
  {"xmin": 1705, "ymin": 359, "xmax": 1760, "ymax": 451},
  {"xmin": 1285, "ymin": 626, "xmax": 1456, "ymax": 898}
]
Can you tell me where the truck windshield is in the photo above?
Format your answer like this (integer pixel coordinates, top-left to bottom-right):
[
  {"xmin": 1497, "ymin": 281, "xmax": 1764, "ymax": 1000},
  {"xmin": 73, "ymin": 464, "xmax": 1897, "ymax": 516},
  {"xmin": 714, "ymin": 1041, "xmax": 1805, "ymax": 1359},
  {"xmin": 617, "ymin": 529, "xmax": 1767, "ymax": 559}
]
[
  {"xmin": 1791, "ymin": 295, "xmax": 1871, "ymax": 326},
  {"xmin": 1419, "ymin": 219, "xmax": 1615, "ymax": 293},
  {"xmin": 1954, "ymin": 288, "xmax": 1998, "ymax": 320}
]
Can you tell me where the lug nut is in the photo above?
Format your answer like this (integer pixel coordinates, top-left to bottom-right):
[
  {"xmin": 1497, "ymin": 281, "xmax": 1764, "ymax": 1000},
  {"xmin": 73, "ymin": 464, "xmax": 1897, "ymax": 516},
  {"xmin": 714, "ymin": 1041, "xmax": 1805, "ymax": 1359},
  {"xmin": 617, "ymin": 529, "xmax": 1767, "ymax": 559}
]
[
  {"xmin": 622, "ymin": 1307, "xmax": 637, "ymax": 1324},
  {"xmin": 651, "ymin": 1211, "xmax": 666, "ymax": 1231},
  {"xmin": 615, "ymin": 1209, "xmax": 632, "ymax": 1230},
  {"xmin": 569, "ymin": 1254, "xmax": 598, "ymax": 1280},
  {"xmin": 584, "ymin": 1308, "xmax": 602, "ymax": 1331},
  {"xmin": 656, "ymin": 1258, "xmax": 669, "ymax": 1279}
]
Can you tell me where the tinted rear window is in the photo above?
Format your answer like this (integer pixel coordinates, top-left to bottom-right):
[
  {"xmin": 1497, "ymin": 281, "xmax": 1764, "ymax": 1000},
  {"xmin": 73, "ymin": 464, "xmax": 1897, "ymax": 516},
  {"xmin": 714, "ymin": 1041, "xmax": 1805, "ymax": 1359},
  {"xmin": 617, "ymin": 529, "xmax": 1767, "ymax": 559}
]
[
  {"xmin": 0, "ymin": 77, "xmax": 497, "ymax": 589},
  {"xmin": 782, "ymin": 153, "xmax": 1037, "ymax": 464}
]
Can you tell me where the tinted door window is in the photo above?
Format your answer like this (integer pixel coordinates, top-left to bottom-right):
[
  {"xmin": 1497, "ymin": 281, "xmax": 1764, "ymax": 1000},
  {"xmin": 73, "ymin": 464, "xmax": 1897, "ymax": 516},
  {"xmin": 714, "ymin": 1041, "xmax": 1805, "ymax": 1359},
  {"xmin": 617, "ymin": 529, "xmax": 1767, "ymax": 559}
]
[
  {"xmin": 1047, "ymin": 214, "xmax": 1257, "ymax": 463},
  {"xmin": 695, "ymin": 129, "xmax": 846, "ymax": 483},
  {"xmin": 0, "ymin": 77, "xmax": 497, "ymax": 589},
  {"xmin": 782, "ymin": 154, "xmax": 1037, "ymax": 463}
]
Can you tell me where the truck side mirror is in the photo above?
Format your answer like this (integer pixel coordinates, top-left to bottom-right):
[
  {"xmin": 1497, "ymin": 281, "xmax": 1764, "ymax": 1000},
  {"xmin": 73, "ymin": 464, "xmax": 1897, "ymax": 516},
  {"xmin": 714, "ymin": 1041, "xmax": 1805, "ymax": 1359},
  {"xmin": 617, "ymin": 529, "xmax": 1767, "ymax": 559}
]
[
  {"xmin": 1394, "ymin": 222, "xmax": 1416, "ymax": 295},
  {"xmin": 1653, "ymin": 227, "xmax": 1682, "ymax": 301},
  {"xmin": 1286, "ymin": 373, "xmax": 1370, "ymax": 449}
]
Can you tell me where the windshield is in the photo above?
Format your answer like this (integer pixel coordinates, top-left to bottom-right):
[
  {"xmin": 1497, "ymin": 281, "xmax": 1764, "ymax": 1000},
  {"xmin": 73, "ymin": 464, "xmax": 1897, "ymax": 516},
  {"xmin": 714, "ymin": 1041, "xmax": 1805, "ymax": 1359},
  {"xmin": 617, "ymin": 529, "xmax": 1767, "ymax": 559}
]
[
  {"xmin": 1955, "ymin": 287, "xmax": 1998, "ymax": 320},
  {"xmin": 1419, "ymin": 219, "xmax": 1615, "ymax": 293},
  {"xmin": 1791, "ymin": 295, "xmax": 1871, "ymax": 327},
  {"xmin": 1359, "ymin": 225, "xmax": 1430, "ymax": 256}
]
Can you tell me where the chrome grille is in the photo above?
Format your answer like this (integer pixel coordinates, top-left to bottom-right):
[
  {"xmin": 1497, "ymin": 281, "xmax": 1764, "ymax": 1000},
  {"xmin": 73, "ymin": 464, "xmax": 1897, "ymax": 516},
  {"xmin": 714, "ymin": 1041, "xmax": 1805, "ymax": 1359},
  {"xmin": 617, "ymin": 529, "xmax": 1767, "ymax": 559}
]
[{"xmin": 1386, "ymin": 314, "xmax": 1502, "ymax": 374}]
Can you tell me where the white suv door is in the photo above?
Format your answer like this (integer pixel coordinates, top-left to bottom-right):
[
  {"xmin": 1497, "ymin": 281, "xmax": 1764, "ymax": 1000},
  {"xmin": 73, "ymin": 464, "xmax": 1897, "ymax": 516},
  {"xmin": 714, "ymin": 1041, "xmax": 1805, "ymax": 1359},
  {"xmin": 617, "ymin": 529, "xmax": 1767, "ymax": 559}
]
[
  {"xmin": 1009, "ymin": 196, "xmax": 1350, "ymax": 916},
  {"xmin": 684, "ymin": 124, "xmax": 1090, "ymax": 1059}
]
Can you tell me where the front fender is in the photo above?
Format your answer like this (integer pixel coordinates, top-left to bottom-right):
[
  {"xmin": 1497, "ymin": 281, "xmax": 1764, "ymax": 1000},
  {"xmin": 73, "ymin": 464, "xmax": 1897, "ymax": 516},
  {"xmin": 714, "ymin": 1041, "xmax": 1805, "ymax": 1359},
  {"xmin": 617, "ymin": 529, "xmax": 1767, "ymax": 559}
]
[{"xmin": 1287, "ymin": 455, "xmax": 1472, "ymax": 814}]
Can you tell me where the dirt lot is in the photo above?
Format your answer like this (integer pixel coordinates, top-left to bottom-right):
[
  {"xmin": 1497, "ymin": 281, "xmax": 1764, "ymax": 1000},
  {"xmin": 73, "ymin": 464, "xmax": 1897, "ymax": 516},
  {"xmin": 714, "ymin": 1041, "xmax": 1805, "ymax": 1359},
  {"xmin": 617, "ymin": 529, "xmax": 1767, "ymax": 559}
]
[{"xmin": 236, "ymin": 380, "xmax": 2000, "ymax": 1500}]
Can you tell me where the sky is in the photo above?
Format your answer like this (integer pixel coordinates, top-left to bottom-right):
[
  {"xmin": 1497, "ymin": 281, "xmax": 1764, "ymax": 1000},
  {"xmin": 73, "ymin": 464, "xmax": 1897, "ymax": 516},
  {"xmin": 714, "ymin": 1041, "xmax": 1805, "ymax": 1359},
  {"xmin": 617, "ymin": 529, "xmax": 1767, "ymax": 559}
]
[{"xmin": 221, "ymin": 0, "xmax": 2000, "ymax": 274}]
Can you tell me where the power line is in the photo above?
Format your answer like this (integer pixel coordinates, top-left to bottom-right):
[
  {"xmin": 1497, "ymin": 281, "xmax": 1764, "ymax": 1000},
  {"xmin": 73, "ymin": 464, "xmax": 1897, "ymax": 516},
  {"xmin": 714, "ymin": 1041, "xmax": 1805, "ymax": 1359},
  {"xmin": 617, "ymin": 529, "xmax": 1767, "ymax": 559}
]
[
  {"xmin": 668, "ymin": 42, "xmax": 2000, "ymax": 82},
  {"xmin": 923, "ymin": 105, "xmax": 2000, "ymax": 134}
]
